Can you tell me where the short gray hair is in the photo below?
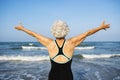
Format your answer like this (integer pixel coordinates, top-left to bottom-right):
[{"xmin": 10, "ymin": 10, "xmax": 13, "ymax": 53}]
[{"xmin": 51, "ymin": 20, "xmax": 69, "ymax": 38}]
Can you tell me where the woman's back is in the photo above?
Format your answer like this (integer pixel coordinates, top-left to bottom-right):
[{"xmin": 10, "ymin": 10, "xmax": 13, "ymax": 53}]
[
  {"xmin": 48, "ymin": 39, "xmax": 74, "ymax": 80},
  {"xmin": 47, "ymin": 39, "xmax": 74, "ymax": 63}
]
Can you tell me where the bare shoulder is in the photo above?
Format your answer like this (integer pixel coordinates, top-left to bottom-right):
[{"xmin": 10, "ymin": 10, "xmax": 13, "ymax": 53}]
[
  {"xmin": 62, "ymin": 39, "xmax": 75, "ymax": 57},
  {"xmin": 67, "ymin": 32, "xmax": 88, "ymax": 47},
  {"xmin": 47, "ymin": 40, "xmax": 58, "ymax": 56},
  {"xmin": 47, "ymin": 40, "xmax": 57, "ymax": 49},
  {"xmin": 65, "ymin": 39, "xmax": 75, "ymax": 49}
]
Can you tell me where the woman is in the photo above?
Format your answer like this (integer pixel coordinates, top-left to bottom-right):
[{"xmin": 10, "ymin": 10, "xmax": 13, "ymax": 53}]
[{"xmin": 15, "ymin": 20, "xmax": 110, "ymax": 80}]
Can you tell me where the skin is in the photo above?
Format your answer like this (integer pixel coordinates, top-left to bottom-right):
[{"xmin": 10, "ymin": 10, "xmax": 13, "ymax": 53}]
[{"xmin": 15, "ymin": 21, "xmax": 110, "ymax": 63}]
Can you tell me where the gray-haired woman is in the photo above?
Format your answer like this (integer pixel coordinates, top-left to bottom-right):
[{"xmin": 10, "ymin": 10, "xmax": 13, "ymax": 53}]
[{"xmin": 15, "ymin": 20, "xmax": 110, "ymax": 80}]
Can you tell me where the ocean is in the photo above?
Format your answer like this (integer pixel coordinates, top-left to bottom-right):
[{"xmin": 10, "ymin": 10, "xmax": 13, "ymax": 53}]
[{"xmin": 0, "ymin": 42, "xmax": 120, "ymax": 80}]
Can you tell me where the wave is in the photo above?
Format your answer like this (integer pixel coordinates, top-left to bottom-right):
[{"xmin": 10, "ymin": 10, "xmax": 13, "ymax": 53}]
[
  {"xmin": 76, "ymin": 54, "xmax": 120, "ymax": 59},
  {"xmin": 0, "ymin": 55, "xmax": 49, "ymax": 61},
  {"xmin": 0, "ymin": 54, "xmax": 120, "ymax": 61},
  {"xmin": 21, "ymin": 46, "xmax": 95, "ymax": 50},
  {"xmin": 75, "ymin": 46, "xmax": 95, "ymax": 50},
  {"xmin": 21, "ymin": 46, "xmax": 47, "ymax": 50}
]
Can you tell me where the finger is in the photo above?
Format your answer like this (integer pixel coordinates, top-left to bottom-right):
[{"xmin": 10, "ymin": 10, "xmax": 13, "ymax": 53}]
[
  {"xmin": 19, "ymin": 21, "xmax": 23, "ymax": 26},
  {"xmin": 107, "ymin": 24, "xmax": 110, "ymax": 28},
  {"xmin": 108, "ymin": 24, "xmax": 110, "ymax": 26},
  {"xmin": 20, "ymin": 22, "xmax": 22, "ymax": 26},
  {"xmin": 14, "ymin": 26, "xmax": 18, "ymax": 29},
  {"xmin": 102, "ymin": 20, "xmax": 105, "ymax": 24}
]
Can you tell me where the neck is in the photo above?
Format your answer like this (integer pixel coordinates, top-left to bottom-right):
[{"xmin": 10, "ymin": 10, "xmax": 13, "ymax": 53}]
[
  {"xmin": 56, "ymin": 38, "xmax": 65, "ymax": 41},
  {"xmin": 55, "ymin": 38, "xmax": 65, "ymax": 47}
]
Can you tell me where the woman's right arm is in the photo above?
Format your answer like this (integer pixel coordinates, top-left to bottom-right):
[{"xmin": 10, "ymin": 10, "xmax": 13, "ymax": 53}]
[
  {"xmin": 68, "ymin": 21, "xmax": 110, "ymax": 47},
  {"xmin": 15, "ymin": 23, "xmax": 53, "ymax": 47}
]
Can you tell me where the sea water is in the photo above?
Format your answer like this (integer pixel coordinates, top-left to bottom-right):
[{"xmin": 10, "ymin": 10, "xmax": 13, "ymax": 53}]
[{"xmin": 0, "ymin": 42, "xmax": 120, "ymax": 80}]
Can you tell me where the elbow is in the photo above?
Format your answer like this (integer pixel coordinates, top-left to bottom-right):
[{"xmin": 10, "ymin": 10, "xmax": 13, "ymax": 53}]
[
  {"xmin": 86, "ymin": 30, "xmax": 92, "ymax": 36},
  {"xmin": 82, "ymin": 31, "xmax": 90, "ymax": 38}
]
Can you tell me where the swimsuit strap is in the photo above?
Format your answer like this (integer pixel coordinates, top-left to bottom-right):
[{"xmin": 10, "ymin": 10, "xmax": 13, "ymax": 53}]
[
  {"xmin": 55, "ymin": 39, "xmax": 66, "ymax": 49},
  {"xmin": 51, "ymin": 39, "xmax": 71, "ymax": 60}
]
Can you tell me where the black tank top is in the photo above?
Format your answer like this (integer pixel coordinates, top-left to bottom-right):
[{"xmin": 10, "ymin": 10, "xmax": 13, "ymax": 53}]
[{"xmin": 48, "ymin": 40, "xmax": 73, "ymax": 80}]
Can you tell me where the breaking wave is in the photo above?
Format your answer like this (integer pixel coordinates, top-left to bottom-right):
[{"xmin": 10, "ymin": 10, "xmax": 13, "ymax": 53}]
[
  {"xmin": 21, "ymin": 46, "xmax": 95, "ymax": 50},
  {"xmin": 0, "ymin": 54, "xmax": 120, "ymax": 61},
  {"xmin": 0, "ymin": 55, "xmax": 49, "ymax": 61},
  {"xmin": 75, "ymin": 54, "xmax": 120, "ymax": 59}
]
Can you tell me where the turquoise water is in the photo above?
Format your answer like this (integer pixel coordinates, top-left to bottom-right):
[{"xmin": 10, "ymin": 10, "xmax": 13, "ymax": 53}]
[{"xmin": 0, "ymin": 42, "xmax": 120, "ymax": 80}]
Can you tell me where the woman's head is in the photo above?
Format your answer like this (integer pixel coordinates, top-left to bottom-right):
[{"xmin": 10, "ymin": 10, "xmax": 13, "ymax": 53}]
[{"xmin": 51, "ymin": 20, "xmax": 69, "ymax": 38}]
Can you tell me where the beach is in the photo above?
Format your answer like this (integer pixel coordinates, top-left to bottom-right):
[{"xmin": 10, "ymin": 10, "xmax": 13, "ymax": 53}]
[{"xmin": 0, "ymin": 42, "xmax": 120, "ymax": 80}]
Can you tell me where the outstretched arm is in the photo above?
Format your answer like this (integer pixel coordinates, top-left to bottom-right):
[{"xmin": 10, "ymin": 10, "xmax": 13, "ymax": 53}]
[
  {"xmin": 15, "ymin": 23, "xmax": 53, "ymax": 47},
  {"xmin": 69, "ymin": 21, "xmax": 110, "ymax": 46}
]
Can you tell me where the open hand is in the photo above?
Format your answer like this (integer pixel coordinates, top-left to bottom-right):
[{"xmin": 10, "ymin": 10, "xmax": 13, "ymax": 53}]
[
  {"xmin": 15, "ymin": 23, "xmax": 24, "ymax": 30},
  {"xmin": 100, "ymin": 21, "xmax": 110, "ymax": 30}
]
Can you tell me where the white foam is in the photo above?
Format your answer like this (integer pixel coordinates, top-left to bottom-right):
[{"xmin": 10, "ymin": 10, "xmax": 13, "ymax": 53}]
[
  {"xmin": 82, "ymin": 54, "xmax": 120, "ymax": 59},
  {"xmin": 75, "ymin": 46, "xmax": 95, "ymax": 50},
  {"xmin": 28, "ymin": 43, "xmax": 33, "ymax": 46},
  {"xmin": 1, "ymin": 54, "xmax": 119, "ymax": 61},
  {"xmin": 21, "ymin": 46, "xmax": 95, "ymax": 50},
  {"xmin": 21, "ymin": 46, "xmax": 47, "ymax": 50},
  {"xmin": 0, "ymin": 55, "xmax": 49, "ymax": 61}
]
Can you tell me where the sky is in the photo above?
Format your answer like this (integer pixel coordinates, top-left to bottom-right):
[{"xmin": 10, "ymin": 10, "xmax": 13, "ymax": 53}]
[{"xmin": 0, "ymin": 0, "xmax": 120, "ymax": 42}]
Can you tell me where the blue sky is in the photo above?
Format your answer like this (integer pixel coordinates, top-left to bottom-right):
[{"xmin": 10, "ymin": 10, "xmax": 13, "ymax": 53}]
[{"xmin": 0, "ymin": 0, "xmax": 120, "ymax": 42}]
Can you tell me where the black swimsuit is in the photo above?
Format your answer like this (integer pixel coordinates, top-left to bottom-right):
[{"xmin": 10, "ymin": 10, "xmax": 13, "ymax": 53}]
[{"xmin": 48, "ymin": 40, "xmax": 73, "ymax": 80}]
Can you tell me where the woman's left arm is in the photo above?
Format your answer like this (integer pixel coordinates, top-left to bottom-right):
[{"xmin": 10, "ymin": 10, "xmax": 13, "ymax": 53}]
[
  {"xmin": 85, "ymin": 21, "xmax": 110, "ymax": 36},
  {"xmin": 69, "ymin": 21, "xmax": 110, "ymax": 46},
  {"xmin": 15, "ymin": 23, "xmax": 53, "ymax": 47}
]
